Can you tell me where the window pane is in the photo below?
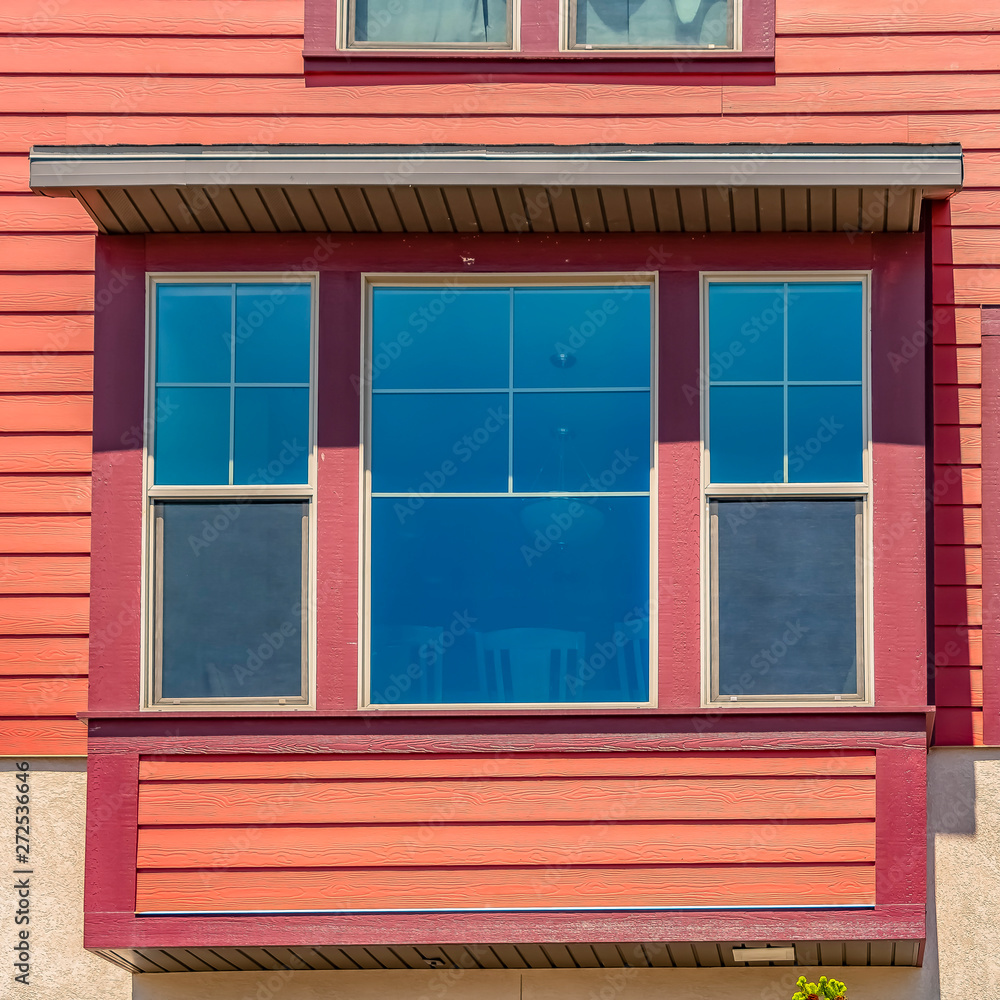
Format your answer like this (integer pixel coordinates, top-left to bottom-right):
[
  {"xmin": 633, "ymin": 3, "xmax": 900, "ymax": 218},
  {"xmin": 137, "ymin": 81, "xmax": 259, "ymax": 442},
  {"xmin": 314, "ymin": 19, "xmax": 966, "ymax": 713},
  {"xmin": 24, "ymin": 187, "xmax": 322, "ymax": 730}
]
[
  {"xmin": 369, "ymin": 496, "xmax": 649, "ymax": 704},
  {"xmin": 354, "ymin": 0, "xmax": 508, "ymax": 45},
  {"xmin": 513, "ymin": 287, "xmax": 650, "ymax": 388},
  {"xmin": 371, "ymin": 393, "xmax": 509, "ymax": 493},
  {"xmin": 708, "ymin": 283, "xmax": 785, "ymax": 382},
  {"xmin": 576, "ymin": 0, "xmax": 732, "ymax": 48},
  {"xmin": 153, "ymin": 387, "xmax": 230, "ymax": 485},
  {"xmin": 157, "ymin": 501, "xmax": 306, "ymax": 700},
  {"xmin": 712, "ymin": 499, "xmax": 861, "ymax": 698},
  {"xmin": 370, "ymin": 288, "xmax": 510, "ymax": 390},
  {"xmin": 787, "ymin": 282, "xmax": 863, "ymax": 382},
  {"xmin": 233, "ymin": 387, "xmax": 310, "ymax": 486},
  {"xmin": 235, "ymin": 284, "xmax": 311, "ymax": 384},
  {"xmin": 788, "ymin": 385, "xmax": 864, "ymax": 483},
  {"xmin": 512, "ymin": 391, "xmax": 650, "ymax": 493},
  {"xmin": 156, "ymin": 284, "xmax": 232, "ymax": 384},
  {"xmin": 709, "ymin": 385, "xmax": 783, "ymax": 484}
]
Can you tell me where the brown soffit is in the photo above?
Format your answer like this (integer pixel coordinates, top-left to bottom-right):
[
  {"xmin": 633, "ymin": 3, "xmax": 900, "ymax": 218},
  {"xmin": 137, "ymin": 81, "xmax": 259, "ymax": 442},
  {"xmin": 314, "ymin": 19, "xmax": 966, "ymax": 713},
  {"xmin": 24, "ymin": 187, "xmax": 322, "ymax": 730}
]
[{"xmin": 29, "ymin": 143, "xmax": 963, "ymax": 236}]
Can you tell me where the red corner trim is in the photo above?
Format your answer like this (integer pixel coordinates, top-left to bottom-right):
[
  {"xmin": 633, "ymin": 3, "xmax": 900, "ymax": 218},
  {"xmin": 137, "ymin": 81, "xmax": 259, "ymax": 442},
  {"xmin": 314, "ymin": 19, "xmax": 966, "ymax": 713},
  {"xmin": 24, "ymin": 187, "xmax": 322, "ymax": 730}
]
[{"xmin": 981, "ymin": 307, "xmax": 1000, "ymax": 746}]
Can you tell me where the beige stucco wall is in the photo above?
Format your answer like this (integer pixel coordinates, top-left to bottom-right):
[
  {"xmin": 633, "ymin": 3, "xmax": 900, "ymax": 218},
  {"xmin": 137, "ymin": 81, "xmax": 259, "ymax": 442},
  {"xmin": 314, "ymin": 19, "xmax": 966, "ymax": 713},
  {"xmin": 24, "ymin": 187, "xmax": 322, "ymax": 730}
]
[
  {"xmin": 7, "ymin": 748, "xmax": 1000, "ymax": 1000},
  {"xmin": 0, "ymin": 758, "xmax": 131, "ymax": 999}
]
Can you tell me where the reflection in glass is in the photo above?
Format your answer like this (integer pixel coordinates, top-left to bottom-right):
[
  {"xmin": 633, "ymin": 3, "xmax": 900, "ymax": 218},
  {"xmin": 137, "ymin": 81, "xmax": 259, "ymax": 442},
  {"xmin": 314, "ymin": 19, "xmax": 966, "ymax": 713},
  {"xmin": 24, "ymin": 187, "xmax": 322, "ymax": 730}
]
[
  {"xmin": 156, "ymin": 502, "xmax": 306, "ymax": 700},
  {"xmin": 234, "ymin": 387, "xmax": 310, "ymax": 486},
  {"xmin": 156, "ymin": 284, "xmax": 232, "ymax": 384},
  {"xmin": 154, "ymin": 387, "xmax": 230, "ymax": 485},
  {"xmin": 235, "ymin": 284, "xmax": 311, "ymax": 384},
  {"xmin": 575, "ymin": 0, "xmax": 733, "ymax": 48},
  {"xmin": 354, "ymin": 0, "xmax": 509, "ymax": 45},
  {"xmin": 369, "ymin": 497, "xmax": 650, "ymax": 703},
  {"xmin": 709, "ymin": 385, "xmax": 784, "ymax": 485},
  {"xmin": 513, "ymin": 287, "xmax": 650, "ymax": 389},
  {"xmin": 712, "ymin": 499, "xmax": 862, "ymax": 697}
]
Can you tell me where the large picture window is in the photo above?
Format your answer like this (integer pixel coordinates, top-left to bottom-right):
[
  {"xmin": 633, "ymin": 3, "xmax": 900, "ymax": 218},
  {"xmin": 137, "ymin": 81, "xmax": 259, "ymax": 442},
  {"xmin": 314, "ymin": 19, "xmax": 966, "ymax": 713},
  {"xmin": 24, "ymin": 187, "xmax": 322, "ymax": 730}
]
[
  {"xmin": 145, "ymin": 277, "xmax": 316, "ymax": 708},
  {"xmin": 703, "ymin": 276, "xmax": 870, "ymax": 704},
  {"xmin": 364, "ymin": 279, "xmax": 654, "ymax": 707}
]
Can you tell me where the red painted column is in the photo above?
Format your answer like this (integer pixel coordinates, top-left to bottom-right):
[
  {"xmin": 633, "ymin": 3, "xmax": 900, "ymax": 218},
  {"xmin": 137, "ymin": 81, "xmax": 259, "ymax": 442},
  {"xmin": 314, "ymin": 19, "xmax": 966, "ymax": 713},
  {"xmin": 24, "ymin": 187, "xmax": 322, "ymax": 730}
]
[{"xmin": 980, "ymin": 307, "xmax": 1000, "ymax": 746}]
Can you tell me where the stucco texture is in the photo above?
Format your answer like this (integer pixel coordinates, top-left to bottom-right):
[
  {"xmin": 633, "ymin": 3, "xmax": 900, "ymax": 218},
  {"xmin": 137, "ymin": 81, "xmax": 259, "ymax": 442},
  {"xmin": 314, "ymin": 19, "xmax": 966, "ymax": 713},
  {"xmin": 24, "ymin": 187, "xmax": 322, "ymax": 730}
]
[{"xmin": 0, "ymin": 759, "xmax": 131, "ymax": 1000}]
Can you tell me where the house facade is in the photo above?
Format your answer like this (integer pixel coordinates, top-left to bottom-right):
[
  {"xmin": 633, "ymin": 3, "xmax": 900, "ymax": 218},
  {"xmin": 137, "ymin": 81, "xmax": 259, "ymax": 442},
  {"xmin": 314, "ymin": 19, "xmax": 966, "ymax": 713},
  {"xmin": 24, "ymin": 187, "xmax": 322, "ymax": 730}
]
[{"xmin": 2, "ymin": 2, "xmax": 999, "ymax": 998}]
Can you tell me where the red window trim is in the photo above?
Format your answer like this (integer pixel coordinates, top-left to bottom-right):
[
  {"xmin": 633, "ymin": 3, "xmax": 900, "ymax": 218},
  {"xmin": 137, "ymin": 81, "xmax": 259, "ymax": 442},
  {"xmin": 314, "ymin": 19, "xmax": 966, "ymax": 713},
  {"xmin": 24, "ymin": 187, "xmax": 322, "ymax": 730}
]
[{"xmin": 303, "ymin": 0, "xmax": 775, "ymax": 84}]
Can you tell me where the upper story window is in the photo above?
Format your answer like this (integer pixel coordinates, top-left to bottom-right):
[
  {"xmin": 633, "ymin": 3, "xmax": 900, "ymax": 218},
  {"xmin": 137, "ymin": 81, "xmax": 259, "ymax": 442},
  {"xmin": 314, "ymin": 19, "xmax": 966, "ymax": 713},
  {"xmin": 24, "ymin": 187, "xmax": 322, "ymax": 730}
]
[
  {"xmin": 364, "ymin": 279, "xmax": 654, "ymax": 707},
  {"xmin": 308, "ymin": 0, "xmax": 770, "ymax": 74},
  {"xmin": 571, "ymin": 0, "xmax": 734, "ymax": 49},
  {"xmin": 702, "ymin": 276, "xmax": 870, "ymax": 705},
  {"xmin": 351, "ymin": 0, "xmax": 512, "ymax": 47},
  {"xmin": 145, "ymin": 277, "xmax": 317, "ymax": 709}
]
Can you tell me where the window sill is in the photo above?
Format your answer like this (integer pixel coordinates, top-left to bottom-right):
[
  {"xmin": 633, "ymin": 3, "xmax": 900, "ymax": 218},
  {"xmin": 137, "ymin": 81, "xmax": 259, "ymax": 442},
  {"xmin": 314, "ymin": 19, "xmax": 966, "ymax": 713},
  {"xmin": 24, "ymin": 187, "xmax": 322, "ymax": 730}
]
[
  {"xmin": 302, "ymin": 50, "xmax": 776, "ymax": 86},
  {"xmin": 80, "ymin": 706, "xmax": 934, "ymax": 720}
]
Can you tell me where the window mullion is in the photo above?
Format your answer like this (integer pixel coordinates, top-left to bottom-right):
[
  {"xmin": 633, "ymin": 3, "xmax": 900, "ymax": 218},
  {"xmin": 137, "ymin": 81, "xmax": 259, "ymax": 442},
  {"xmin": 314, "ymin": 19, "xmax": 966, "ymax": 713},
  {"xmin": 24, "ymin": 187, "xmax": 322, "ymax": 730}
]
[{"xmin": 228, "ymin": 282, "xmax": 236, "ymax": 487}]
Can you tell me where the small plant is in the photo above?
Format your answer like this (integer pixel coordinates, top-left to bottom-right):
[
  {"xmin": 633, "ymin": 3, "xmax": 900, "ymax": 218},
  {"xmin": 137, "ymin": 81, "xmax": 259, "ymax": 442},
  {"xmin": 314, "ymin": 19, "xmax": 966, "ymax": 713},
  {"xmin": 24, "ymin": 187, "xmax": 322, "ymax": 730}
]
[{"xmin": 792, "ymin": 975, "xmax": 848, "ymax": 1000}]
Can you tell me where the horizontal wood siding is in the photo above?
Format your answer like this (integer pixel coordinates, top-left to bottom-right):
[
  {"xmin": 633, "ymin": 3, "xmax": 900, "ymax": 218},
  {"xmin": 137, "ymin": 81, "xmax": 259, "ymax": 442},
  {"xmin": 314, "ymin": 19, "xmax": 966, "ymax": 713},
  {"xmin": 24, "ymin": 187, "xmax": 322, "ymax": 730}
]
[
  {"xmin": 2, "ymin": 0, "xmax": 999, "ymax": 754},
  {"xmin": 134, "ymin": 751, "xmax": 877, "ymax": 913}
]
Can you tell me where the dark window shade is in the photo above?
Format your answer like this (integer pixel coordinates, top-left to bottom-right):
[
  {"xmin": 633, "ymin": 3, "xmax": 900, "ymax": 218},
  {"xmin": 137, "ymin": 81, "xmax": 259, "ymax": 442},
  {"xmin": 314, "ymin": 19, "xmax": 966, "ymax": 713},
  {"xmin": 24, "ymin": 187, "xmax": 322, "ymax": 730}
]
[
  {"xmin": 155, "ymin": 501, "xmax": 307, "ymax": 701},
  {"xmin": 711, "ymin": 498, "xmax": 862, "ymax": 697},
  {"xmin": 354, "ymin": 0, "xmax": 509, "ymax": 44}
]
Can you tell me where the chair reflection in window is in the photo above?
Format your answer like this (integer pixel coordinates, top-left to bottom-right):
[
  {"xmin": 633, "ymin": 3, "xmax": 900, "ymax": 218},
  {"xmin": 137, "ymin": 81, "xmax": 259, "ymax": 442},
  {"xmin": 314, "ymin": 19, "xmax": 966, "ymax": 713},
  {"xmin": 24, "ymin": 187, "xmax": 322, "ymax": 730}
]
[
  {"xmin": 614, "ymin": 621, "xmax": 647, "ymax": 702},
  {"xmin": 475, "ymin": 628, "xmax": 586, "ymax": 703},
  {"xmin": 369, "ymin": 626, "xmax": 446, "ymax": 704}
]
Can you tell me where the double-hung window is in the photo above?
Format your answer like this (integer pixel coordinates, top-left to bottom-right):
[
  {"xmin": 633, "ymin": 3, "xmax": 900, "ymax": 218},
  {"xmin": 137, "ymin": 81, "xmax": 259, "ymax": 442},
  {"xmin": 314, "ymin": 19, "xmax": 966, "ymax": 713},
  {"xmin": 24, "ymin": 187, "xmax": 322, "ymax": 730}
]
[
  {"xmin": 343, "ymin": 0, "xmax": 735, "ymax": 50},
  {"xmin": 703, "ymin": 275, "xmax": 870, "ymax": 705},
  {"xmin": 145, "ymin": 276, "xmax": 316, "ymax": 708},
  {"xmin": 364, "ymin": 278, "xmax": 654, "ymax": 707}
]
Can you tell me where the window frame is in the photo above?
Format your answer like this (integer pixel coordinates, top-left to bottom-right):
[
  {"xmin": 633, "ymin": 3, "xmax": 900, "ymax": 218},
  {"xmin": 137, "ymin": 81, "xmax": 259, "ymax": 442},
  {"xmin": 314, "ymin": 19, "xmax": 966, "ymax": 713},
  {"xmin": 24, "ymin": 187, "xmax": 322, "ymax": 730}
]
[
  {"xmin": 358, "ymin": 272, "xmax": 659, "ymax": 711},
  {"xmin": 699, "ymin": 271, "xmax": 874, "ymax": 708},
  {"xmin": 303, "ymin": 0, "xmax": 772, "ymax": 82},
  {"xmin": 140, "ymin": 273, "xmax": 320, "ymax": 712}
]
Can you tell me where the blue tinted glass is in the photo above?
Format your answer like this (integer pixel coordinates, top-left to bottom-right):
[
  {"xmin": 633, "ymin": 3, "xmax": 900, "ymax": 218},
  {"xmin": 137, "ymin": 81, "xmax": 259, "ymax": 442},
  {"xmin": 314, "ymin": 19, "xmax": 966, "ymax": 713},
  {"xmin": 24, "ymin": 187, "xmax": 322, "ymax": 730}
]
[
  {"xmin": 158, "ymin": 501, "xmax": 305, "ymax": 700},
  {"xmin": 513, "ymin": 287, "xmax": 650, "ymax": 388},
  {"xmin": 233, "ymin": 388, "xmax": 310, "ymax": 485},
  {"xmin": 708, "ymin": 283, "xmax": 785, "ymax": 382},
  {"xmin": 369, "ymin": 496, "xmax": 649, "ymax": 704},
  {"xmin": 235, "ymin": 284, "xmax": 311, "ymax": 384},
  {"xmin": 713, "ymin": 499, "xmax": 860, "ymax": 697},
  {"xmin": 153, "ymin": 387, "xmax": 230, "ymax": 485},
  {"xmin": 355, "ymin": 0, "xmax": 508, "ymax": 44},
  {"xmin": 709, "ymin": 385, "xmax": 784, "ymax": 484},
  {"xmin": 512, "ymin": 392, "xmax": 649, "ymax": 494},
  {"xmin": 156, "ymin": 284, "xmax": 232, "ymax": 384},
  {"xmin": 787, "ymin": 282, "xmax": 863, "ymax": 382},
  {"xmin": 370, "ymin": 288, "xmax": 510, "ymax": 390},
  {"xmin": 788, "ymin": 385, "xmax": 863, "ymax": 484},
  {"xmin": 371, "ymin": 393, "xmax": 509, "ymax": 494}
]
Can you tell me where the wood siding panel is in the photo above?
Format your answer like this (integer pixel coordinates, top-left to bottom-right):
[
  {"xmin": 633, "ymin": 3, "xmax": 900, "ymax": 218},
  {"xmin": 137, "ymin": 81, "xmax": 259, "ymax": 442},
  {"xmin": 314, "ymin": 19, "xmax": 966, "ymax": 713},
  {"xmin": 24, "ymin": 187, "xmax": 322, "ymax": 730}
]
[
  {"xmin": 134, "ymin": 752, "xmax": 876, "ymax": 913},
  {"xmin": 0, "ymin": 636, "xmax": 88, "ymax": 676},
  {"xmin": 138, "ymin": 776, "xmax": 877, "ymax": 826},
  {"xmin": 0, "ymin": 435, "xmax": 91, "ymax": 473},
  {"xmin": 0, "ymin": 555, "xmax": 90, "ymax": 594},
  {"xmin": 0, "ymin": 0, "xmax": 302, "ymax": 35},
  {"xmin": 0, "ymin": 234, "xmax": 94, "ymax": 271},
  {"xmin": 135, "ymin": 864, "xmax": 877, "ymax": 913},
  {"xmin": 0, "ymin": 396, "xmax": 92, "ymax": 433},
  {"xmin": 0, "ymin": 719, "xmax": 85, "ymax": 755},
  {"xmin": 137, "ymin": 820, "xmax": 876, "ymax": 869},
  {"xmin": 777, "ymin": 35, "xmax": 1000, "ymax": 75},
  {"xmin": 0, "ymin": 676, "xmax": 87, "ymax": 715},
  {"xmin": 0, "ymin": 476, "xmax": 90, "ymax": 514},
  {"xmin": 777, "ymin": 0, "xmax": 1000, "ymax": 33},
  {"xmin": 137, "ymin": 751, "xmax": 877, "ymax": 782}
]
